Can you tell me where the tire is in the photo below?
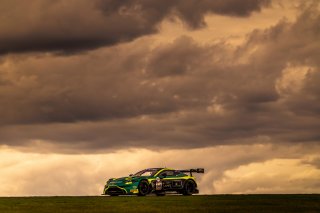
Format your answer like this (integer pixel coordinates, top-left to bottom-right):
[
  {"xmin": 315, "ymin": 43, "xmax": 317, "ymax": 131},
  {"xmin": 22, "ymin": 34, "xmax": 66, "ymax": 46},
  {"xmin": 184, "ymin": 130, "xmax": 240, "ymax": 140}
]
[
  {"xmin": 138, "ymin": 180, "xmax": 149, "ymax": 196},
  {"xmin": 182, "ymin": 180, "xmax": 195, "ymax": 196}
]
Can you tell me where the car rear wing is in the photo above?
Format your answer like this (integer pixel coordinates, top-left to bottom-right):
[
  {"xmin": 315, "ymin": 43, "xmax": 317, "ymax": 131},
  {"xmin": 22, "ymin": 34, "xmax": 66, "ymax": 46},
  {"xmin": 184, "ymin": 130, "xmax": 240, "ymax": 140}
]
[{"xmin": 178, "ymin": 168, "xmax": 205, "ymax": 176}]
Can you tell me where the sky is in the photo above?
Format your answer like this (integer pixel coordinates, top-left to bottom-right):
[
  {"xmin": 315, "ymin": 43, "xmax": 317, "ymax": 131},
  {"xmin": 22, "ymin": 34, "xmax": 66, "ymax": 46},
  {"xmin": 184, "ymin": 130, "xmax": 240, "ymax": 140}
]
[{"xmin": 0, "ymin": 0, "xmax": 320, "ymax": 196}]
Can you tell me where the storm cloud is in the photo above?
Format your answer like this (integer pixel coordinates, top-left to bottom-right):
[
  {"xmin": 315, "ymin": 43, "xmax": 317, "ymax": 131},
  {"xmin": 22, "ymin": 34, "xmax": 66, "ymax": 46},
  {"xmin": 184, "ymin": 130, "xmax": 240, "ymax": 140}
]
[
  {"xmin": 1, "ymin": 2, "xmax": 320, "ymax": 152},
  {"xmin": 0, "ymin": 0, "xmax": 270, "ymax": 54}
]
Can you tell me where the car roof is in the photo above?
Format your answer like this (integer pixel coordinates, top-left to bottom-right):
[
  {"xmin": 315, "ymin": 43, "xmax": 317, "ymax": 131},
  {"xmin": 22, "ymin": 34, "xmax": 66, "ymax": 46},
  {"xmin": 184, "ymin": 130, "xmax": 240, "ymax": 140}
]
[{"xmin": 145, "ymin": 168, "xmax": 164, "ymax": 170}]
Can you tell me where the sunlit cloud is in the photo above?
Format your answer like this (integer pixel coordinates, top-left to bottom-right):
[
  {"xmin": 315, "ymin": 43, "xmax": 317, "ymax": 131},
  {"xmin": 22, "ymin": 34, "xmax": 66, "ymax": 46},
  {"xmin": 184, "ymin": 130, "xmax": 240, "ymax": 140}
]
[{"xmin": 1, "ymin": 143, "xmax": 319, "ymax": 196}]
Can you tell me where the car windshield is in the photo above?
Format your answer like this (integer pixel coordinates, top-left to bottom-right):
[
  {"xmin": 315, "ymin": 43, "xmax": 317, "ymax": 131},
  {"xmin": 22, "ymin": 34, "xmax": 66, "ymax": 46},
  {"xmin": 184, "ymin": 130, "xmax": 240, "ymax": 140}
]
[{"xmin": 134, "ymin": 168, "xmax": 160, "ymax": 177}]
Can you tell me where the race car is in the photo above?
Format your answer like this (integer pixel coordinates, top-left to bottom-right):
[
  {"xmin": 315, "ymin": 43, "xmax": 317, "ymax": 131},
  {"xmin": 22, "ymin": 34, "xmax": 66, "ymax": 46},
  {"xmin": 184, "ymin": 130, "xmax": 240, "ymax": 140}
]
[{"xmin": 102, "ymin": 168, "xmax": 204, "ymax": 196}]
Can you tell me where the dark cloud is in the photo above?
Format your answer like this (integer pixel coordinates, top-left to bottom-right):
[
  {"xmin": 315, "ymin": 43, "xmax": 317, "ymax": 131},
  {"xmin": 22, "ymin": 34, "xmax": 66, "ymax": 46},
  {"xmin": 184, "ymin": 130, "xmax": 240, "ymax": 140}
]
[
  {"xmin": 1, "ymin": 2, "xmax": 320, "ymax": 152},
  {"xmin": 239, "ymin": 5, "xmax": 320, "ymax": 140},
  {"xmin": 0, "ymin": 0, "xmax": 270, "ymax": 54},
  {"xmin": 146, "ymin": 36, "xmax": 207, "ymax": 77},
  {"xmin": 0, "ymin": 40, "xmax": 174, "ymax": 125}
]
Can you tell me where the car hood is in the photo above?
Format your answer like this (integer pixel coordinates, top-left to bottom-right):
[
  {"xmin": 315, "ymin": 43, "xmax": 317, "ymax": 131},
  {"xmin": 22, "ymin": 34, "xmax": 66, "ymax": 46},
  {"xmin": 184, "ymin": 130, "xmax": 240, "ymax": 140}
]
[{"xmin": 108, "ymin": 176, "xmax": 140, "ymax": 183}]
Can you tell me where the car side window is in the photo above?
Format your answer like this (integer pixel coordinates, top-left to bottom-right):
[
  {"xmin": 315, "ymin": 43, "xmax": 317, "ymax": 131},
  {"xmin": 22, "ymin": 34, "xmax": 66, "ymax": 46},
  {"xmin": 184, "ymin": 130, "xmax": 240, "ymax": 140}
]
[
  {"xmin": 159, "ymin": 170, "xmax": 174, "ymax": 177},
  {"xmin": 166, "ymin": 170, "xmax": 174, "ymax": 176},
  {"xmin": 174, "ymin": 171, "xmax": 187, "ymax": 177},
  {"xmin": 158, "ymin": 171, "xmax": 167, "ymax": 177}
]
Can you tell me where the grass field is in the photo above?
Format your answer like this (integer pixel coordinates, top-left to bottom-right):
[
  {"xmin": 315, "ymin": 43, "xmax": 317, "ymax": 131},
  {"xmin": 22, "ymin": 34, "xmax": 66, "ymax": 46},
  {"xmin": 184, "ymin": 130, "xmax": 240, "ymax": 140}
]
[{"xmin": 0, "ymin": 195, "xmax": 319, "ymax": 213}]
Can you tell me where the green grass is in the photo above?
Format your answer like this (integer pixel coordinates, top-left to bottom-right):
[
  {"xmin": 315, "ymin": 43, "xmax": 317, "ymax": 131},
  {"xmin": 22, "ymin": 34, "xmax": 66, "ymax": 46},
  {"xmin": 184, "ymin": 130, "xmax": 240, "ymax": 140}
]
[{"xmin": 0, "ymin": 195, "xmax": 319, "ymax": 213}]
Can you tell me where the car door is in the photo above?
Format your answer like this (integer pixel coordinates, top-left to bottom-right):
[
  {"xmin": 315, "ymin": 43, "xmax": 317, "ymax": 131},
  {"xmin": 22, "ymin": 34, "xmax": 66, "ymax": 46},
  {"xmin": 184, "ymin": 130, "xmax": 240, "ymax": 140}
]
[{"xmin": 158, "ymin": 170, "xmax": 180, "ymax": 190}]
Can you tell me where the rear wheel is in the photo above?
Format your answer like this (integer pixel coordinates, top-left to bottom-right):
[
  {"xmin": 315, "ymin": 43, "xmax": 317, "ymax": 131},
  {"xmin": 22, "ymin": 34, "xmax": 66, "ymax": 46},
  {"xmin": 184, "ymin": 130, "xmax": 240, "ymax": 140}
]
[
  {"xmin": 182, "ymin": 180, "xmax": 195, "ymax": 196},
  {"xmin": 138, "ymin": 180, "xmax": 149, "ymax": 196}
]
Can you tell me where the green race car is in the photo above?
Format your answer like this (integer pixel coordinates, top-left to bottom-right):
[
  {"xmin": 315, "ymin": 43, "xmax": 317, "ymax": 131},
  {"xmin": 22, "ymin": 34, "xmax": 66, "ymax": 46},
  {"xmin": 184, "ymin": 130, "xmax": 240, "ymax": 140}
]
[{"xmin": 102, "ymin": 168, "xmax": 204, "ymax": 196}]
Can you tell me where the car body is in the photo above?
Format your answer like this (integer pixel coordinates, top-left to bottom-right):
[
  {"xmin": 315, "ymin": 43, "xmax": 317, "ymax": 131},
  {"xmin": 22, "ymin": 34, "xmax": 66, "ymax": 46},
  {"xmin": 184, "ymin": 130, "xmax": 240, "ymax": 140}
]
[{"xmin": 102, "ymin": 168, "xmax": 204, "ymax": 196}]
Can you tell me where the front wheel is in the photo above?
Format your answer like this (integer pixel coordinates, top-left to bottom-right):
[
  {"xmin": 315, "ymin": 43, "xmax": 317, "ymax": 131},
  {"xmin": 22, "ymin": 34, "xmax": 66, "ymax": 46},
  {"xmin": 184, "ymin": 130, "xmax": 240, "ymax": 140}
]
[
  {"xmin": 182, "ymin": 180, "xmax": 195, "ymax": 196},
  {"xmin": 138, "ymin": 180, "xmax": 149, "ymax": 196}
]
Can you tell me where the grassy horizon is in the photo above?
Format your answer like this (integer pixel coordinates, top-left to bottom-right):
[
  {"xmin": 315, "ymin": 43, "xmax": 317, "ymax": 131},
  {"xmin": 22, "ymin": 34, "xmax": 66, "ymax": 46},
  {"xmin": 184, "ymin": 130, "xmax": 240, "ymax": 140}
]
[{"xmin": 0, "ymin": 194, "xmax": 319, "ymax": 213}]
